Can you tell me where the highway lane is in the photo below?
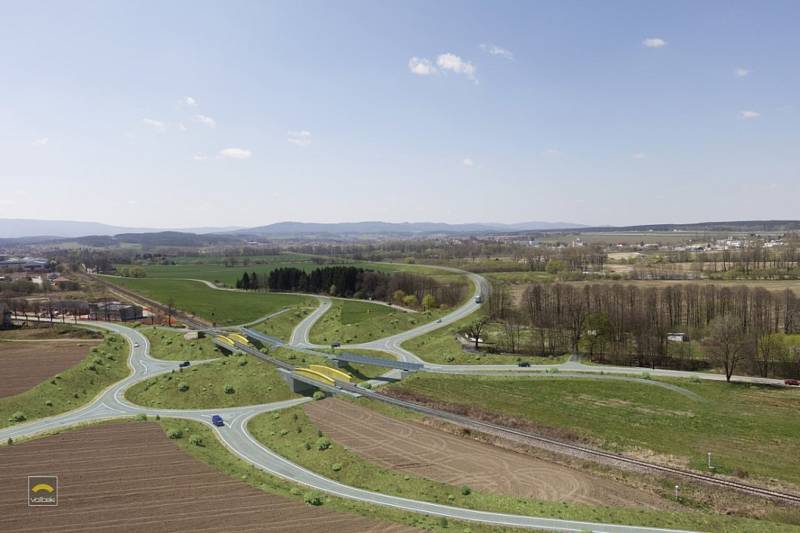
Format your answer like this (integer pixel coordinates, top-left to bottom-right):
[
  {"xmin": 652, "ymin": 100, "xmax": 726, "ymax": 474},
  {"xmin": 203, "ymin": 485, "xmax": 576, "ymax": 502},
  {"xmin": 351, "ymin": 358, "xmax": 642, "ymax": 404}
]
[
  {"xmin": 289, "ymin": 296, "xmax": 331, "ymax": 346},
  {"xmin": 2, "ymin": 321, "xmax": 701, "ymax": 532}
]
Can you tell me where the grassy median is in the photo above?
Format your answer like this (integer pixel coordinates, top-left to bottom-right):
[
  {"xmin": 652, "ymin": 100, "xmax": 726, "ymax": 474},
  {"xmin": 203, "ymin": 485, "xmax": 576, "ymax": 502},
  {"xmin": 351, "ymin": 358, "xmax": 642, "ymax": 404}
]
[
  {"xmin": 139, "ymin": 327, "xmax": 221, "ymax": 361},
  {"xmin": 249, "ymin": 305, "xmax": 316, "ymax": 342},
  {"xmin": 125, "ymin": 354, "xmax": 295, "ymax": 409}
]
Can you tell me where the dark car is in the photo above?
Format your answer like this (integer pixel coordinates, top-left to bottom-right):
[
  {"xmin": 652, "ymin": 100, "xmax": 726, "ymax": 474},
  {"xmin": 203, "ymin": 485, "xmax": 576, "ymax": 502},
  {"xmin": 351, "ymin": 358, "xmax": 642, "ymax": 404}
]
[
  {"xmin": 211, "ymin": 415, "xmax": 224, "ymax": 427},
  {"xmin": 331, "ymin": 342, "xmax": 341, "ymax": 348},
  {"xmin": 517, "ymin": 361, "xmax": 531, "ymax": 368},
  {"xmin": 179, "ymin": 361, "xmax": 190, "ymax": 368},
  {"xmin": 785, "ymin": 379, "xmax": 800, "ymax": 386}
]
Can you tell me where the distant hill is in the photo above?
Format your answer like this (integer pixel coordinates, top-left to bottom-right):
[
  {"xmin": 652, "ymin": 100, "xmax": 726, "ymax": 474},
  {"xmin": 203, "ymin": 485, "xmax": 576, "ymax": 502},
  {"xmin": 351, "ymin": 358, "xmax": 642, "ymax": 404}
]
[
  {"xmin": 558, "ymin": 220, "xmax": 800, "ymax": 234},
  {"xmin": 232, "ymin": 220, "xmax": 585, "ymax": 236},
  {"xmin": 0, "ymin": 218, "xmax": 242, "ymax": 239}
]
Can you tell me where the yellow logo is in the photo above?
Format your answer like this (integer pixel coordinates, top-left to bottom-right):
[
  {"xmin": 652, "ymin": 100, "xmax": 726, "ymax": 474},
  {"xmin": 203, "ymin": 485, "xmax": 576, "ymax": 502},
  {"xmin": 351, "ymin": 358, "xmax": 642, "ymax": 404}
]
[{"xmin": 28, "ymin": 476, "xmax": 58, "ymax": 506}]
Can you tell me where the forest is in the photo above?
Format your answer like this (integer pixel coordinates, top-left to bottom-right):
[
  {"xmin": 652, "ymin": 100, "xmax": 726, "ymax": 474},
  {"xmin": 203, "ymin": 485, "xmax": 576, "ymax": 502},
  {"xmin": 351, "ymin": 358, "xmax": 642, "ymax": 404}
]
[
  {"xmin": 484, "ymin": 282, "xmax": 800, "ymax": 379},
  {"xmin": 236, "ymin": 266, "xmax": 467, "ymax": 308}
]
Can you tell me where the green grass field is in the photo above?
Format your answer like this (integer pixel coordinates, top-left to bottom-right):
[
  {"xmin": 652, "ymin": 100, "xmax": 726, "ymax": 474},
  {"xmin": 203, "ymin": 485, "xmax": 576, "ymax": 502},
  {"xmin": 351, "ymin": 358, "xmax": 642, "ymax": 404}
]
[
  {"xmin": 1, "ymin": 333, "xmax": 129, "ymax": 428},
  {"xmin": 247, "ymin": 403, "xmax": 792, "ymax": 532},
  {"xmin": 309, "ymin": 300, "xmax": 443, "ymax": 345},
  {"xmin": 248, "ymin": 305, "xmax": 316, "ymax": 342},
  {"xmin": 102, "ymin": 277, "xmax": 313, "ymax": 326},
  {"xmin": 390, "ymin": 374, "xmax": 800, "ymax": 487},
  {"xmin": 125, "ymin": 354, "xmax": 295, "ymax": 409},
  {"xmin": 138, "ymin": 327, "xmax": 222, "ymax": 361},
  {"xmin": 122, "ymin": 256, "xmax": 469, "ymax": 290},
  {"xmin": 401, "ymin": 314, "xmax": 568, "ymax": 365}
]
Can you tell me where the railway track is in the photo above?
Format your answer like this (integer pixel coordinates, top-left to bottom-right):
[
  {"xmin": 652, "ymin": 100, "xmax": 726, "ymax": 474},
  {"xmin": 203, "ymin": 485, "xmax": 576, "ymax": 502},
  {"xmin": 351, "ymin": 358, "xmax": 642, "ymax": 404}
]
[{"xmin": 344, "ymin": 384, "xmax": 800, "ymax": 505}]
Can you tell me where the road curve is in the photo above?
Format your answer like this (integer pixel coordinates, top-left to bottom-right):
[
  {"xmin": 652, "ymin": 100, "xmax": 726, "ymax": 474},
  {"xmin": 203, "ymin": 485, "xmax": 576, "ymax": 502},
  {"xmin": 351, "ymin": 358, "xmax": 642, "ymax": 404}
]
[{"xmin": 2, "ymin": 322, "xmax": 699, "ymax": 532}]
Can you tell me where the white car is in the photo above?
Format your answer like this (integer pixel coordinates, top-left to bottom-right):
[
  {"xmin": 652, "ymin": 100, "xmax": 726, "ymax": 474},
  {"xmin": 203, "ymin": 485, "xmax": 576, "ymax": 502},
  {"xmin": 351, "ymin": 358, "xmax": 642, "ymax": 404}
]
[{"xmin": 134, "ymin": 342, "xmax": 140, "ymax": 348}]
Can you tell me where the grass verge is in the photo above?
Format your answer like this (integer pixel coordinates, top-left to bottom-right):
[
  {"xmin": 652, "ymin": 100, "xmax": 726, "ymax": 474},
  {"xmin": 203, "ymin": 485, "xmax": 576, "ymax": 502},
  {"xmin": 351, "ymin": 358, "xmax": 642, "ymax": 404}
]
[
  {"xmin": 388, "ymin": 373, "xmax": 800, "ymax": 488},
  {"xmin": 0, "ymin": 332, "xmax": 129, "ymax": 428},
  {"xmin": 247, "ymin": 403, "xmax": 794, "ymax": 532},
  {"xmin": 159, "ymin": 417, "xmax": 526, "ymax": 532}
]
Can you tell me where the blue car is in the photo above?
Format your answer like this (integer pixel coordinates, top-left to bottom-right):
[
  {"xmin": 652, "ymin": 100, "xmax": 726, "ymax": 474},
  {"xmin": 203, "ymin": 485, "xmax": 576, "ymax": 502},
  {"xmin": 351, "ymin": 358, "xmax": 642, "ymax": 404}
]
[{"xmin": 211, "ymin": 415, "xmax": 224, "ymax": 427}]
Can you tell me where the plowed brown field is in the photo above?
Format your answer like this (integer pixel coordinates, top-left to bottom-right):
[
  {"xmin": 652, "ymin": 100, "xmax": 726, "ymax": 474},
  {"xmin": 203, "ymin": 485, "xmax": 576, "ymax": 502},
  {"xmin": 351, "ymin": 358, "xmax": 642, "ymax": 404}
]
[
  {"xmin": 306, "ymin": 399, "xmax": 672, "ymax": 509},
  {"xmin": 0, "ymin": 340, "xmax": 100, "ymax": 397},
  {"xmin": 0, "ymin": 422, "xmax": 415, "ymax": 532}
]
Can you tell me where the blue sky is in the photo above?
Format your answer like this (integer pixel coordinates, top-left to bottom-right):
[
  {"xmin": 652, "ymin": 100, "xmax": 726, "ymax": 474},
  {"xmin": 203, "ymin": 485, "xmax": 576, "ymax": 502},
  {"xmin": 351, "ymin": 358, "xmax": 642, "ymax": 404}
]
[{"xmin": 1, "ymin": 0, "xmax": 798, "ymax": 228}]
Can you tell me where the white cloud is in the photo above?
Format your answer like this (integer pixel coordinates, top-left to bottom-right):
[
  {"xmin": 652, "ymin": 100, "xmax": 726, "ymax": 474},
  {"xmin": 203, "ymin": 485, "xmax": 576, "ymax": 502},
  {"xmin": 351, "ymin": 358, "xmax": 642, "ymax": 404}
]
[
  {"xmin": 408, "ymin": 57, "xmax": 437, "ymax": 76},
  {"xmin": 32, "ymin": 137, "xmax": 49, "ymax": 146},
  {"xmin": 632, "ymin": 152, "xmax": 647, "ymax": 159},
  {"xmin": 287, "ymin": 130, "xmax": 312, "ymax": 147},
  {"xmin": 642, "ymin": 37, "xmax": 667, "ymax": 48},
  {"xmin": 142, "ymin": 118, "xmax": 165, "ymax": 131},
  {"xmin": 734, "ymin": 67, "xmax": 751, "ymax": 78},
  {"xmin": 542, "ymin": 148, "xmax": 563, "ymax": 157},
  {"xmin": 193, "ymin": 114, "xmax": 216, "ymax": 128},
  {"xmin": 436, "ymin": 53, "xmax": 477, "ymax": 81},
  {"xmin": 462, "ymin": 158, "xmax": 474, "ymax": 167},
  {"xmin": 193, "ymin": 153, "xmax": 208, "ymax": 161},
  {"xmin": 127, "ymin": 199, "xmax": 137, "ymax": 205},
  {"xmin": 219, "ymin": 148, "xmax": 252, "ymax": 159},
  {"xmin": 480, "ymin": 43, "xmax": 513, "ymax": 60},
  {"xmin": 177, "ymin": 122, "xmax": 187, "ymax": 132},
  {"xmin": 739, "ymin": 110, "xmax": 761, "ymax": 120},
  {"xmin": 183, "ymin": 96, "xmax": 197, "ymax": 107}
]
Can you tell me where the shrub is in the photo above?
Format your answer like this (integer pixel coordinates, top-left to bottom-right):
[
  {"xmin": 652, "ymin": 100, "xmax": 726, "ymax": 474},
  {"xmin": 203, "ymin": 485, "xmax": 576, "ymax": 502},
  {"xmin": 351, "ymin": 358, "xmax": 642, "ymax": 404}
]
[
  {"xmin": 10, "ymin": 411, "xmax": 26, "ymax": 423},
  {"xmin": 224, "ymin": 385, "xmax": 235, "ymax": 394},
  {"xmin": 331, "ymin": 463, "xmax": 343, "ymax": 472},
  {"xmin": 280, "ymin": 429, "xmax": 289, "ymax": 436},
  {"xmin": 304, "ymin": 442, "xmax": 312, "ymax": 451},
  {"xmin": 312, "ymin": 390, "xmax": 326, "ymax": 401},
  {"xmin": 316, "ymin": 437, "xmax": 332, "ymax": 450},
  {"xmin": 640, "ymin": 372, "xmax": 652, "ymax": 380},
  {"xmin": 7, "ymin": 437, "xmax": 13, "ymax": 445},
  {"xmin": 303, "ymin": 492, "xmax": 323, "ymax": 506},
  {"xmin": 136, "ymin": 413, "xmax": 148, "ymax": 421},
  {"xmin": 178, "ymin": 382, "xmax": 189, "ymax": 392},
  {"xmin": 189, "ymin": 435, "xmax": 205, "ymax": 447},
  {"xmin": 168, "ymin": 429, "xmax": 183, "ymax": 439},
  {"xmin": 461, "ymin": 485, "xmax": 472, "ymax": 495},
  {"xmin": 45, "ymin": 400, "xmax": 53, "ymax": 407},
  {"xmin": 87, "ymin": 364, "xmax": 97, "ymax": 372}
]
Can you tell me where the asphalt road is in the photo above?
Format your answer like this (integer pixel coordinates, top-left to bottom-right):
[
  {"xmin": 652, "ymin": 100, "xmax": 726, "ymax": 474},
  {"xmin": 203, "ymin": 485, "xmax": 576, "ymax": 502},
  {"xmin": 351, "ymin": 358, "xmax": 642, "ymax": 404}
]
[
  {"xmin": 6, "ymin": 263, "xmax": 789, "ymax": 532},
  {"xmin": 2, "ymin": 321, "xmax": 697, "ymax": 532}
]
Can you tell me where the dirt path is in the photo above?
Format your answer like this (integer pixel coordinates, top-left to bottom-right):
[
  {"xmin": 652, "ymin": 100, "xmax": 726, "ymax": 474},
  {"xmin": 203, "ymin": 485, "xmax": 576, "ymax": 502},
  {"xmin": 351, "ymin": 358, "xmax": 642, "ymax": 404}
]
[
  {"xmin": 0, "ymin": 422, "xmax": 416, "ymax": 533},
  {"xmin": 306, "ymin": 399, "xmax": 674, "ymax": 510},
  {"xmin": 0, "ymin": 341, "xmax": 100, "ymax": 398}
]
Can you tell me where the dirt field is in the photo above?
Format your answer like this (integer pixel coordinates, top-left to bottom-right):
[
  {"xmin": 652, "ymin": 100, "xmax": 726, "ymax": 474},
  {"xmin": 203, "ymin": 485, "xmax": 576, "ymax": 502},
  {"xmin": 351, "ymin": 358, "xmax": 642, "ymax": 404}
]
[
  {"xmin": 306, "ymin": 399, "xmax": 672, "ymax": 509},
  {"xmin": 0, "ymin": 340, "xmax": 100, "ymax": 397},
  {"xmin": 0, "ymin": 422, "xmax": 415, "ymax": 533}
]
